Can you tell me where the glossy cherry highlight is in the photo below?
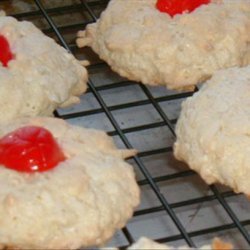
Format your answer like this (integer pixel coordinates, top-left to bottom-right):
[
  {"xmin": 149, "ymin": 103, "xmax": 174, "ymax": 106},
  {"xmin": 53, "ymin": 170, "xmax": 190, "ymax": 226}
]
[
  {"xmin": 0, "ymin": 126, "xmax": 66, "ymax": 172},
  {"xmin": 0, "ymin": 35, "xmax": 14, "ymax": 67},
  {"xmin": 156, "ymin": 0, "xmax": 211, "ymax": 17}
]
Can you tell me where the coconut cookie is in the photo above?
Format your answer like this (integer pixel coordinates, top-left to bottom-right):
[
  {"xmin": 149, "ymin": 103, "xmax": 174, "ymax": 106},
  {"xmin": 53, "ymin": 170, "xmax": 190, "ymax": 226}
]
[
  {"xmin": 174, "ymin": 66, "xmax": 250, "ymax": 196},
  {"xmin": 128, "ymin": 237, "xmax": 232, "ymax": 250},
  {"xmin": 76, "ymin": 0, "xmax": 250, "ymax": 90},
  {"xmin": 0, "ymin": 13, "xmax": 88, "ymax": 122},
  {"xmin": 0, "ymin": 117, "xmax": 140, "ymax": 249}
]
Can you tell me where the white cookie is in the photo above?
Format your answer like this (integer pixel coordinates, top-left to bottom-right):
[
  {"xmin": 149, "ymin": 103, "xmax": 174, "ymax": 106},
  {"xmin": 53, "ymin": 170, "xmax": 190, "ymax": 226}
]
[
  {"xmin": 77, "ymin": 0, "xmax": 250, "ymax": 90},
  {"xmin": 128, "ymin": 237, "xmax": 232, "ymax": 250},
  {"xmin": 0, "ymin": 13, "xmax": 88, "ymax": 122},
  {"xmin": 174, "ymin": 66, "xmax": 250, "ymax": 196},
  {"xmin": 0, "ymin": 117, "xmax": 140, "ymax": 249}
]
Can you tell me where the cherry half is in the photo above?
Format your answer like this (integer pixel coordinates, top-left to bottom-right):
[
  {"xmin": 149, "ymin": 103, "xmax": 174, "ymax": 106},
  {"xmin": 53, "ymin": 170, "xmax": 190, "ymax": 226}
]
[
  {"xmin": 156, "ymin": 0, "xmax": 211, "ymax": 17},
  {"xmin": 0, "ymin": 35, "xmax": 14, "ymax": 67},
  {"xmin": 0, "ymin": 126, "xmax": 66, "ymax": 173}
]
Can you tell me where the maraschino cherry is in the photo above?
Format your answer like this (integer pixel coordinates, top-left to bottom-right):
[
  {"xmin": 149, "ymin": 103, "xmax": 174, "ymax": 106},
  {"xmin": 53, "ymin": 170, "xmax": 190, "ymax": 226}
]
[
  {"xmin": 0, "ymin": 126, "xmax": 66, "ymax": 172},
  {"xmin": 156, "ymin": 0, "xmax": 211, "ymax": 17},
  {"xmin": 0, "ymin": 35, "xmax": 14, "ymax": 67}
]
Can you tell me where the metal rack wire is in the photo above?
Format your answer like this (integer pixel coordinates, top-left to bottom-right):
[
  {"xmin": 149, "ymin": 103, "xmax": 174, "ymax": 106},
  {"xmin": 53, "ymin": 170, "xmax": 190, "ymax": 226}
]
[{"xmin": 2, "ymin": 0, "xmax": 250, "ymax": 249}]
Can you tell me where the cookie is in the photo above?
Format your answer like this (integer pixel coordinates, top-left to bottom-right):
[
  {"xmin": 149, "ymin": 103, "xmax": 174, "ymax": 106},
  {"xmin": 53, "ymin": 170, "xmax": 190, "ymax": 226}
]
[
  {"xmin": 128, "ymin": 237, "xmax": 232, "ymax": 250},
  {"xmin": 76, "ymin": 0, "xmax": 250, "ymax": 90},
  {"xmin": 174, "ymin": 66, "xmax": 250, "ymax": 196},
  {"xmin": 0, "ymin": 117, "xmax": 140, "ymax": 249},
  {"xmin": 0, "ymin": 13, "xmax": 88, "ymax": 122}
]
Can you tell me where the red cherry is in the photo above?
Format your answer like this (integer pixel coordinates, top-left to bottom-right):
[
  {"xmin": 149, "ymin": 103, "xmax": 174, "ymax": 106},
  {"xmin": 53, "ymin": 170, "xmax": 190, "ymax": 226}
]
[
  {"xmin": 156, "ymin": 0, "xmax": 211, "ymax": 17},
  {"xmin": 0, "ymin": 126, "xmax": 66, "ymax": 173},
  {"xmin": 0, "ymin": 35, "xmax": 14, "ymax": 67}
]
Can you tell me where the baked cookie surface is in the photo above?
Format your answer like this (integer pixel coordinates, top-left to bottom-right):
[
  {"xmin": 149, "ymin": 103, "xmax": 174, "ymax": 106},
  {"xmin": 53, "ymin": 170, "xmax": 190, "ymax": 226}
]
[
  {"xmin": 0, "ymin": 13, "xmax": 88, "ymax": 122},
  {"xmin": 0, "ymin": 117, "xmax": 140, "ymax": 249},
  {"xmin": 174, "ymin": 66, "xmax": 250, "ymax": 196},
  {"xmin": 77, "ymin": 0, "xmax": 250, "ymax": 90}
]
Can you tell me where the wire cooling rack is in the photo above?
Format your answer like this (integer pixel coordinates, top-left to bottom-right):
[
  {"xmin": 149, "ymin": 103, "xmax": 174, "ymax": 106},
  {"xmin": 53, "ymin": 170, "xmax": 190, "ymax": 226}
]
[{"xmin": 1, "ymin": 0, "xmax": 250, "ymax": 249}]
